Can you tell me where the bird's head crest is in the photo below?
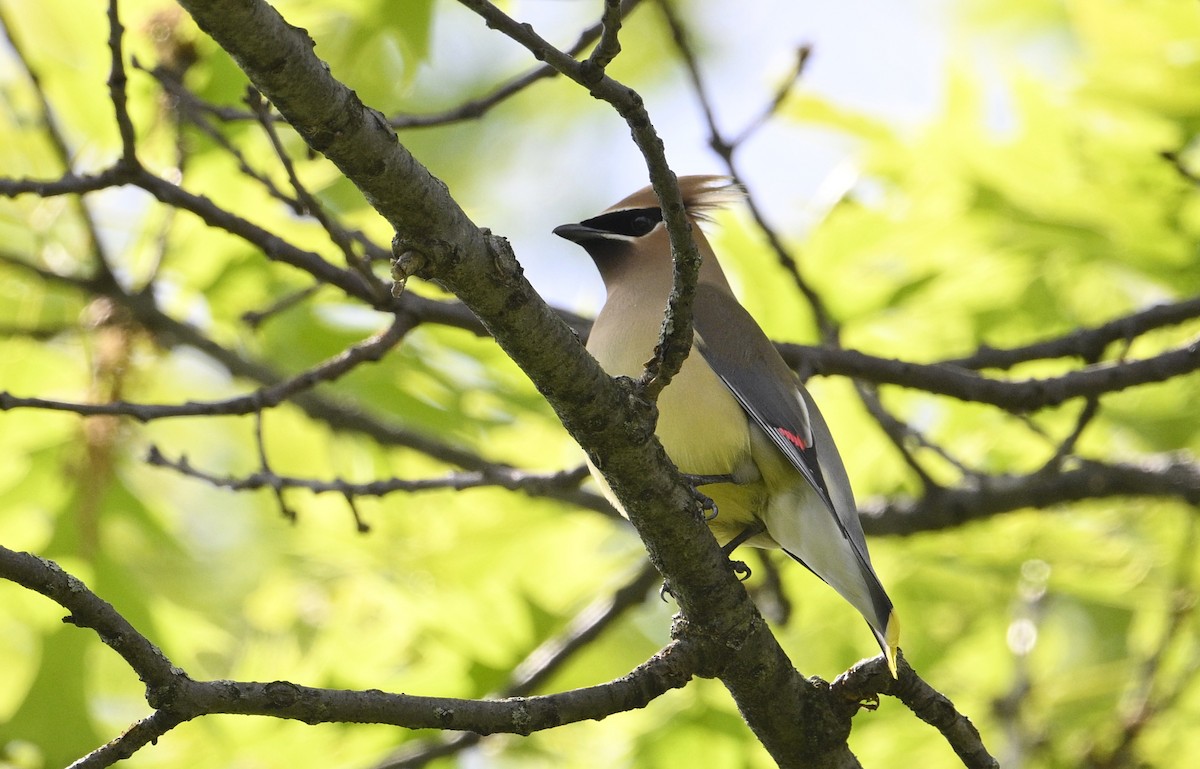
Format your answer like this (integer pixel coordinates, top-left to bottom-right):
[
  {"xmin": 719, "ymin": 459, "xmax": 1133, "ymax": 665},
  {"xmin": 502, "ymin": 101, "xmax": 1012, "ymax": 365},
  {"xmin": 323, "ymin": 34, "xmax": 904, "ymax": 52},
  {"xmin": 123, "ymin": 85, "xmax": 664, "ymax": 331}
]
[{"xmin": 606, "ymin": 175, "xmax": 743, "ymax": 222}]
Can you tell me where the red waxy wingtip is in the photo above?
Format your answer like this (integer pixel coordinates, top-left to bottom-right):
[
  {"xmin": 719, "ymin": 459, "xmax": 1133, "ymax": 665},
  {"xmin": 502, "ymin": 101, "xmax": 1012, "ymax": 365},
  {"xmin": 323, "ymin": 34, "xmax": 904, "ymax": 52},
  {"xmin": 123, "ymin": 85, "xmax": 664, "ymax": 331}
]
[{"xmin": 776, "ymin": 426, "xmax": 807, "ymax": 449}]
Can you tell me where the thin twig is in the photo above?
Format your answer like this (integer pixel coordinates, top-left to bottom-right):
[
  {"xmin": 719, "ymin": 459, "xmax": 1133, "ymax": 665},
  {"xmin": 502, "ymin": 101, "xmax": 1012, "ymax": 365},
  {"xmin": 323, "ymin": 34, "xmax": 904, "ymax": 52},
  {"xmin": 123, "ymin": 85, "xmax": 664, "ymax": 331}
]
[
  {"xmin": 241, "ymin": 283, "xmax": 324, "ymax": 328},
  {"xmin": 245, "ymin": 87, "xmax": 389, "ymax": 300},
  {"xmin": 393, "ymin": 0, "xmax": 645, "ymax": 129},
  {"xmin": 852, "ymin": 381, "xmax": 944, "ymax": 490},
  {"xmin": 2, "ymin": 316, "xmax": 414, "ymax": 421},
  {"xmin": 1084, "ymin": 513, "xmax": 1199, "ymax": 768},
  {"xmin": 731, "ymin": 45, "xmax": 813, "ymax": 147},
  {"xmin": 654, "ymin": 0, "xmax": 834, "ymax": 338},
  {"xmin": 253, "ymin": 408, "xmax": 296, "ymax": 520},
  {"xmin": 145, "ymin": 447, "xmax": 600, "ymax": 505},
  {"xmin": 106, "ymin": 0, "xmax": 138, "ymax": 161},
  {"xmin": 133, "ymin": 1, "xmax": 646, "ymax": 131},
  {"xmin": 584, "ymin": 0, "xmax": 625, "ymax": 75},
  {"xmin": 68, "ymin": 711, "xmax": 184, "ymax": 769},
  {"xmin": 454, "ymin": 0, "xmax": 701, "ymax": 403},
  {"xmin": 943, "ymin": 296, "xmax": 1200, "ymax": 370},
  {"xmin": 0, "ymin": 3, "xmax": 121, "ymax": 289}
]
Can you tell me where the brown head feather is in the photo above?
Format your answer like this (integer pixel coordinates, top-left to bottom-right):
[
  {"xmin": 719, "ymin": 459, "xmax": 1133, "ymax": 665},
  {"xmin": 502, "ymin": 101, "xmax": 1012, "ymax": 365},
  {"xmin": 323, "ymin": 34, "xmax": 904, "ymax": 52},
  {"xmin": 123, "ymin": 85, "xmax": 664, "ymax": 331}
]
[{"xmin": 604, "ymin": 175, "xmax": 743, "ymax": 222}]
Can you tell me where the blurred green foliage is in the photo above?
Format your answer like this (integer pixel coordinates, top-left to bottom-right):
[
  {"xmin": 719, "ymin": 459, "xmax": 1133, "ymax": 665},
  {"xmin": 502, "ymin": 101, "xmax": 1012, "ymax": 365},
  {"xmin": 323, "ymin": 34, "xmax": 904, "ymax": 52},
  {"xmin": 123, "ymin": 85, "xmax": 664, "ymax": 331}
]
[{"xmin": 1, "ymin": 1, "xmax": 1198, "ymax": 768}]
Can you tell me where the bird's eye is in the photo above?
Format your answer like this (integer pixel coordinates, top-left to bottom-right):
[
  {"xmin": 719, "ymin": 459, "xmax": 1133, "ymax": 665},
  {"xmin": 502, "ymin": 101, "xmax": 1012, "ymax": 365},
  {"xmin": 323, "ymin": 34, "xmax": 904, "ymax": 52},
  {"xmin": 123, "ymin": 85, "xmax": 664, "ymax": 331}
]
[
  {"xmin": 624, "ymin": 208, "xmax": 662, "ymax": 236},
  {"xmin": 576, "ymin": 207, "xmax": 662, "ymax": 238}
]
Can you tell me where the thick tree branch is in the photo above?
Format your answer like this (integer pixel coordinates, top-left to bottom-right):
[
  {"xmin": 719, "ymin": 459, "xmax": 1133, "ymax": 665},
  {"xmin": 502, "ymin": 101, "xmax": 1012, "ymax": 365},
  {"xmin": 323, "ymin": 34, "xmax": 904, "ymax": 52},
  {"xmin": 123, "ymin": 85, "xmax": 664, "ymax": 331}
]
[
  {"xmin": 169, "ymin": 2, "xmax": 866, "ymax": 766},
  {"xmin": 159, "ymin": 646, "xmax": 697, "ymax": 732}
]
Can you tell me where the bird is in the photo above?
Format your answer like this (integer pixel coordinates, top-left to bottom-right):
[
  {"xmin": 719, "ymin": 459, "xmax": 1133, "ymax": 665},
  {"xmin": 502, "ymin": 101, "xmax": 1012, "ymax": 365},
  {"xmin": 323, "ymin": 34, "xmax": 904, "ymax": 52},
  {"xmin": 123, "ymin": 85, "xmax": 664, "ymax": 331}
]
[{"xmin": 553, "ymin": 175, "xmax": 899, "ymax": 676}]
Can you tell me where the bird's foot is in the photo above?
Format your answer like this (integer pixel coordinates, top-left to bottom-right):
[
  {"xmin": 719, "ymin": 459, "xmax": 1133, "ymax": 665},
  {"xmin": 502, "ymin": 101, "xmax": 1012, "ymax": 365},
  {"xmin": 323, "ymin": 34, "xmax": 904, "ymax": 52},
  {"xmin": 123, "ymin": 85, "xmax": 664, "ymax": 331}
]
[
  {"xmin": 695, "ymin": 493, "xmax": 719, "ymax": 521},
  {"xmin": 682, "ymin": 473, "xmax": 736, "ymax": 521},
  {"xmin": 719, "ymin": 523, "xmax": 766, "ymax": 582},
  {"xmin": 721, "ymin": 522, "xmax": 767, "ymax": 555},
  {"xmin": 659, "ymin": 580, "xmax": 674, "ymax": 602}
]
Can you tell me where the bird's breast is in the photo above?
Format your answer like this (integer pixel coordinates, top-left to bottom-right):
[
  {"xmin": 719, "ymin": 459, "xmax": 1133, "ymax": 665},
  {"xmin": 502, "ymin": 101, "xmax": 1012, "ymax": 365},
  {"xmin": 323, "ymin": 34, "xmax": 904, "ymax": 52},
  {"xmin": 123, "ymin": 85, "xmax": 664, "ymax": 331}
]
[
  {"xmin": 588, "ymin": 293, "xmax": 750, "ymax": 475},
  {"xmin": 587, "ymin": 293, "xmax": 766, "ymax": 539}
]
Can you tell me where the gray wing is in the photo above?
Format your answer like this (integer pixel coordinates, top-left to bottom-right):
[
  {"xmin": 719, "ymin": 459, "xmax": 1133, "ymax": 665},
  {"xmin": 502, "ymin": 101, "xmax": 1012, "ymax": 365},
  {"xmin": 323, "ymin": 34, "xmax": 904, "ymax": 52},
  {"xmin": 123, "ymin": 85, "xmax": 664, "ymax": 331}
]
[{"xmin": 690, "ymin": 284, "xmax": 873, "ymax": 563}]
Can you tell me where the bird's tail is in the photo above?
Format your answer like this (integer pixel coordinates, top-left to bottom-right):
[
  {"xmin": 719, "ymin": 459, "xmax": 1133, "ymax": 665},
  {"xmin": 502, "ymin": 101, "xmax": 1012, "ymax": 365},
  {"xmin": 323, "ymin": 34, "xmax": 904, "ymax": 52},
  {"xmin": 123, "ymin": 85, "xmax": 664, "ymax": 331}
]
[{"xmin": 873, "ymin": 610, "xmax": 901, "ymax": 678}]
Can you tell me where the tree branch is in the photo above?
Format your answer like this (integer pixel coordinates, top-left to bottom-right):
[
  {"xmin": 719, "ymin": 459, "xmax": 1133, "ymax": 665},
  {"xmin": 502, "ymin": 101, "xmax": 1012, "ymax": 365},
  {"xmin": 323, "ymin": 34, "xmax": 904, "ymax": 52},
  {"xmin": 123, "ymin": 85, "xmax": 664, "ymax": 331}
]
[
  {"xmin": 0, "ymin": 3, "xmax": 119, "ymax": 289},
  {"xmin": 169, "ymin": 1, "xmax": 867, "ymax": 765},
  {"xmin": 454, "ymin": 0, "xmax": 701, "ymax": 400},
  {"xmin": 945, "ymin": 296, "xmax": 1200, "ymax": 371},
  {"xmin": 832, "ymin": 655, "xmax": 999, "ymax": 769},
  {"xmin": 1, "ymin": 314, "xmax": 413, "ymax": 420},
  {"xmin": 142, "ymin": 447, "xmax": 614, "ymax": 517},
  {"xmin": 159, "ymin": 645, "xmax": 697, "ymax": 732},
  {"xmin": 0, "ymin": 544, "xmax": 698, "ymax": 766},
  {"xmin": 654, "ymin": 0, "xmax": 833, "ymax": 337},
  {"xmin": 0, "ymin": 251, "xmax": 495, "ymax": 468},
  {"xmin": 68, "ymin": 711, "xmax": 184, "ymax": 769},
  {"xmin": 860, "ymin": 455, "xmax": 1200, "ymax": 536},
  {"xmin": 781, "ymin": 340, "xmax": 1200, "ymax": 411},
  {"xmin": 0, "ymin": 546, "xmax": 181, "ymax": 693}
]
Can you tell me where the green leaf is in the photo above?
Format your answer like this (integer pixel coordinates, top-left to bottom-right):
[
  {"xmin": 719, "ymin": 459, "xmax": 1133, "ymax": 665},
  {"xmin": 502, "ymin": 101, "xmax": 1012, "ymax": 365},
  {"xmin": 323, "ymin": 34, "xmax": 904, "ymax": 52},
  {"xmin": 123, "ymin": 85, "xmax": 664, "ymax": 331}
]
[{"xmin": 0, "ymin": 626, "xmax": 104, "ymax": 767}]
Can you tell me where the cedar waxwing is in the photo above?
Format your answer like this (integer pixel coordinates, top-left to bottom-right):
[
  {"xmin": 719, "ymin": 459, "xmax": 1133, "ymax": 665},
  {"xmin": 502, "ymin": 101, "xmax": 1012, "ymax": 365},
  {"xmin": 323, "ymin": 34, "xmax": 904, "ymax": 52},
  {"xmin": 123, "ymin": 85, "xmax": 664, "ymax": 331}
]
[{"xmin": 554, "ymin": 176, "xmax": 899, "ymax": 675}]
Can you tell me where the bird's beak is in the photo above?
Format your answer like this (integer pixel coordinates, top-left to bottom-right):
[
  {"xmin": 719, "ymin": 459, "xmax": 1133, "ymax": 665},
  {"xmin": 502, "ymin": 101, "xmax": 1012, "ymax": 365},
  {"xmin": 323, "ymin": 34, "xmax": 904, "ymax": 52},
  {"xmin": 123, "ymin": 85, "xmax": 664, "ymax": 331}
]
[{"xmin": 552, "ymin": 222, "xmax": 605, "ymax": 244}]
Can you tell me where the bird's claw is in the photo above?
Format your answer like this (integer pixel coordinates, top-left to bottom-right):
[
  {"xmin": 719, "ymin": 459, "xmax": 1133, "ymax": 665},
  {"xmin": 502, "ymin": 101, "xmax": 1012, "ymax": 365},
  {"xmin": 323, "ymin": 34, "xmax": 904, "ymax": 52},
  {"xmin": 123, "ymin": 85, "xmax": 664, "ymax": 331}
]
[
  {"xmin": 659, "ymin": 580, "xmax": 674, "ymax": 602},
  {"xmin": 731, "ymin": 560, "xmax": 752, "ymax": 581},
  {"xmin": 681, "ymin": 473, "xmax": 733, "ymax": 521}
]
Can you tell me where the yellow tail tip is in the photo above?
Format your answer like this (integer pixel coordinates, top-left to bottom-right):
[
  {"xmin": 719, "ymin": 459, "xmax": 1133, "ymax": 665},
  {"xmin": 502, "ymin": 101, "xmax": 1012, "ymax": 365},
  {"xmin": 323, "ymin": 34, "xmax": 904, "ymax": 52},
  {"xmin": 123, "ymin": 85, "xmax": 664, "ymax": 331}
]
[{"xmin": 884, "ymin": 610, "xmax": 901, "ymax": 678}]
